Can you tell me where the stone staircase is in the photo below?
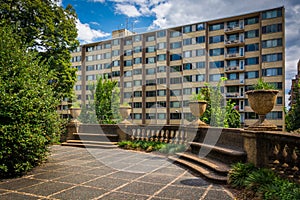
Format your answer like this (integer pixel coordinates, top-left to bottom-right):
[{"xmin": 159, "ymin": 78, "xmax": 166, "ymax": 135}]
[
  {"xmin": 61, "ymin": 124, "xmax": 119, "ymax": 149},
  {"xmin": 168, "ymin": 142, "xmax": 247, "ymax": 184}
]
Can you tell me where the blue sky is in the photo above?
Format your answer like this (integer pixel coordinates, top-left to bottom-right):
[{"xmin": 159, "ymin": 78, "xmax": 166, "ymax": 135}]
[{"xmin": 59, "ymin": 0, "xmax": 300, "ymax": 105}]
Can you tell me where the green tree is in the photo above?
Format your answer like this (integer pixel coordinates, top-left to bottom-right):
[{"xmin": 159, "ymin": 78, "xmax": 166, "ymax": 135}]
[
  {"xmin": 78, "ymin": 82, "xmax": 97, "ymax": 124},
  {"xmin": 0, "ymin": 25, "xmax": 62, "ymax": 177},
  {"xmin": 95, "ymin": 76, "xmax": 120, "ymax": 124},
  {"xmin": 285, "ymin": 82, "xmax": 300, "ymax": 132},
  {"xmin": 0, "ymin": 0, "xmax": 79, "ymax": 99},
  {"xmin": 200, "ymin": 78, "xmax": 240, "ymax": 128}
]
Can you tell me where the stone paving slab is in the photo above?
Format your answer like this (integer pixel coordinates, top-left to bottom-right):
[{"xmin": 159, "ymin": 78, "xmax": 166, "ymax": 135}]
[{"xmin": 0, "ymin": 145, "xmax": 235, "ymax": 200}]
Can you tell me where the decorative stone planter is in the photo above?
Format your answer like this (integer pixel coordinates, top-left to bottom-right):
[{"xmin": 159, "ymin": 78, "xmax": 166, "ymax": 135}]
[
  {"xmin": 69, "ymin": 107, "xmax": 81, "ymax": 120},
  {"xmin": 245, "ymin": 89, "xmax": 279, "ymax": 131},
  {"xmin": 68, "ymin": 107, "xmax": 81, "ymax": 135},
  {"xmin": 119, "ymin": 105, "xmax": 132, "ymax": 124},
  {"xmin": 189, "ymin": 100, "xmax": 209, "ymax": 127}
]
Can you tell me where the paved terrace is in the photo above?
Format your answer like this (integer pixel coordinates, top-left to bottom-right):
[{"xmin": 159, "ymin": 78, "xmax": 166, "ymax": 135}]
[{"xmin": 0, "ymin": 145, "xmax": 234, "ymax": 200}]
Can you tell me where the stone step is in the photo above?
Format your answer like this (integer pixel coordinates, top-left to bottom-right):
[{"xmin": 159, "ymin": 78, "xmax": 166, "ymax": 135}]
[
  {"xmin": 168, "ymin": 156, "xmax": 227, "ymax": 184},
  {"xmin": 66, "ymin": 140, "xmax": 118, "ymax": 145},
  {"xmin": 189, "ymin": 142, "xmax": 246, "ymax": 164},
  {"xmin": 175, "ymin": 152, "xmax": 230, "ymax": 175},
  {"xmin": 61, "ymin": 141, "xmax": 118, "ymax": 149},
  {"xmin": 73, "ymin": 132, "xmax": 119, "ymax": 142}
]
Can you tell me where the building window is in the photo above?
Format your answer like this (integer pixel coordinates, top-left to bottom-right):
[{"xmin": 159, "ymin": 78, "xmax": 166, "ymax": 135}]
[
  {"xmin": 170, "ymin": 77, "xmax": 182, "ymax": 84},
  {"xmin": 124, "ymin": 81, "xmax": 132, "ymax": 88},
  {"xmin": 133, "ymin": 80, "xmax": 142, "ymax": 86},
  {"xmin": 133, "ymin": 57, "xmax": 142, "ymax": 64},
  {"xmin": 262, "ymin": 38, "xmax": 282, "ymax": 48},
  {"xmin": 196, "ymin": 36, "xmax": 205, "ymax": 44},
  {"xmin": 146, "ymin": 102, "xmax": 156, "ymax": 108},
  {"xmin": 183, "ymin": 50, "xmax": 192, "ymax": 58},
  {"xmin": 196, "ymin": 74, "xmax": 205, "ymax": 82},
  {"xmin": 209, "ymin": 48, "xmax": 224, "ymax": 56},
  {"xmin": 170, "ymin": 54, "xmax": 182, "ymax": 61},
  {"xmin": 262, "ymin": 8, "xmax": 282, "ymax": 19},
  {"xmin": 183, "ymin": 25, "xmax": 192, "ymax": 33},
  {"xmin": 262, "ymin": 53, "xmax": 282, "ymax": 62},
  {"xmin": 262, "ymin": 24, "xmax": 282, "ymax": 34},
  {"xmin": 183, "ymin": 88, "xmax": 192, "ymax": 95},
  {"xmin": 266, "ymin": 111, "xmax": 283, "ymax": 119},
  {"xmin": 157, "ymin": 66, "xmax": 166, "ymax": 73},
  {"xmin": 124, "ymin": 60, "xmax": 132, "ymax": 66},
  {"xmin": 157, "ymin": 30, "xmax": 166, "ymax": 38},
  {"xmin": 209, "ymin": 23, "xmax": 224, "ymax": 31},
  {"xmin": 157, "ymin": 78, "xmax": 166, "ymax": 84},
  {"xmin": 86, "ymin": 46, "xmax": 94, "ymax": 52},
  {"xmin": 146, "ymin": 46, "xmax": 156, "ymax": 53},
  {"xmin": 245, "ymin": 17, "xmax": 259, "ymax": 25},
  {"xmin": 75, "ymin": 85, "xmax": 81, "ymax": 90},
  {"xmin": 227, "ymin": 60, "xmax": 239, "ymax": 67},
  {"xmin": 104, "ymin": 63, "xmax": 111, "ymax": 69},
  {"xmin": 146, "ymin": 35, "xmax": 155, "ymax": 42},
  {"xmin": 112, "ymin": 60, "xmax": 120, "ymax": 67},
  {"xmin": 245, "ymin": 71, "xmax": 259, "ymax": 79},
  {"xmin": 104, "ymin": 43, "xmax": 111, "ymax": 49},
  {"xmin": 157, "ymin": 42, "xmax": 167, "ymax": 49},
  {"xmin": 227, "ymin": 73, "xmax": 239, "ymax": 80},
  {"xmin": 170, "ymin": 42, "xmax": 182, "ymax": 49},
  {"xmin": 245, "ymin": 43, "xmax": 259, "ymax": 52},
  {"xmin": 157, "ymin": 90, "xmax": 166, "ymax": 96},
  {"xmin": 146, "ymin": 113, "xmax": 156, "ymax": 119},
  {"xmin": 277, "ymin": 97, "xmax": 283, "ymax": 105},
  {"xmin": 170, "ymin": 65, "xmax": 182, "ymax": 72},
  {"xmin": 124, "ymin": 71, "xmax": 132, "ymax": 77},
  {"xmin": 124, "ymin": 49, "xmax": 132, "ymax": 56},
  {"xmin": 209, "ymin": 74, "xmax": 224, "ymax": 82},
  {"xmin": 262, "ymin": 68, "xmax": 282, "ymax": 76},
  {"xmin": 104, "ymin": 52, "xmax": 111, "ymax": 59},
  {"xmin": 209, "ymin": 61, "xmax": 224, "ymax": 68},
  {"xmin": 171, "ymin": 89, "xmax": 181, "ymax": 96},
  {"xmin": 270, "ymin": 82, "xmax": 282, "ymax": 90},
  {"xmin": 133, "ymin": 68, "xmax": 142, "ymax": 75},
  {"xmin": 157, "ymin": 54, "xmax": 166, "ymax": 61},
  {"xmin": 196, "ymin": 62, "xmax": 205, "ymax": 69},
  {"xmin": 133, "ymin": 35, "xmax": 141, "ymax": 42},
  {"xmin": 184, "ymin": 75, "xmax": 192, "ymax": 82},
  {"xmin": 170, "ymin": 31, "xmax": 181, "ymax": 37},
  {"xmin": 170, "ymin": 101, "xmax": 181, "ymax": 108},
  {"xmin": 170, "ymin": 113, "xmax": 181, "ymax": 119},
  {"xmin": 112, "ymin": 39, "xmax": 120, "ymax": 46},
  {"xmin": 227, "ymin": 86, "xmax": 239, "ymax": 93},
  {"xmin": 86, "ymin": 65, "xmax": 95, "ymax": 71},
  {"xmin": 146, "ymin": 79, "xmax": 156, "ymax": 86},
  {"xmin": 112, "ymin": 71, "xmax": 120, "ymax": 77},
  {"xmin": 146, "ymin": 91, "xmax": 156, "ymax": 97},
  {"xmin": 245, "ymin": 29, "xmax": 259, "ymax": 38},
  {"xmin": 133, "ymin": 113, "xmax": 142, "ymax": 119},
  {"xmin": 196, "ymin": 23, "xmax": 205, "ymax": 31},
  {"xmin": 157, "ymin": 113, "xmax": 166, "ymax": 119},
  {"xmin": 183, "ymin": 63, "xmax": 193, "ymax": 70},
  {"xmin": 124, "ymin": 38, "xmax": 132, "ymax": 45},
  {"xmin": 86, "ymin": 75, "xmax": 95, "ymax": 81},
  {"xmin": 146, "ymin": 68, "xmax": 156, "ymax": 75},
  {"xmin": 196, "ymin": 49, "xmax": 205, "ymax": 56},
  {"xmin": 112, "ymin": 50, "xmax": 120, "ymax": 56},
  {"xmin": 134, "ymin": 46, "xmax": 142, "ymax": 53},
  {"xmin": 133, "ymin": 102, "xmax": 142, "ymax": 108},
  {"xmin": 86, "ymin": 55, "xmax": 93, "ymax": 62},
  {"xmin": 209, "ymin": 35, "xmax": 224, "ymax": 44},
  {"xmin": 245, "ymin": 57, "xmax": 259, "ymax": 65},
  {"xmin": 183, "ymin": 38, "xmax": 192, "ymax": 46},
  {"xmin": 146, "ymin": 57, "xmax": 156, "ymax": 64},
  {"xmin": 133, "ymin": 91, "xmax": 142, "ymax": 97}
]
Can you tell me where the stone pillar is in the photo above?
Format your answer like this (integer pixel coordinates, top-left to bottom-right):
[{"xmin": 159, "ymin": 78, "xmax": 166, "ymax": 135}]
[
  {"xmin": 66, "ymin": 120, "xmax": 81, "ymax": 140},
  {"xmin": 117, "ymin": 124, "xmax": 131, "ymax": 141}
]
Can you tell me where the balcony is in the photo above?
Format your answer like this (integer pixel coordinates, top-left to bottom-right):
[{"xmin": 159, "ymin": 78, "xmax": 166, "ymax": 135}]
[
  {"xmin": 224, "ymin": 25, "xmax": 244, "ymax": 34},
  {"xmin": 224, "ymin": 53, "xmax": 245, "ymax": 60},
  {"xmin": 225, "ymin": 66, "xmax": 244, "ymax": 72},
  {"xmin": 225, "ymin": 92, "xmax": 243, "ymax": 98},
  {"xmin": 224, "ymin": 39, "xmax": 245, "ymax": 47}
]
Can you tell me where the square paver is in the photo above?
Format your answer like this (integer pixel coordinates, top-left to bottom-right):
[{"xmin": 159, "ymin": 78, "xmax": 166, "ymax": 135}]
[
  {"xmin": 56, "ymin": 173, "xmax": 99, "ymax": 184},
  {"xmin": 84, "ymin": 177, "xmax": 128, "ymax": 190},
  {"xmin": 0, "ymin": 192, "xmax": 40, "ymax": 200},
  {"xmin": 32, "ymin": 171, "xmax": 69, "ymax": 180},
  {"xmin": 100, "ymin": 191, "xmax": 149, "ymax": 200},
  {"xmin": 106, "ymin": 171, "xmax": 144, "ymax": 180},
  {"xmin": 172, "ymin": 177, "xmax": 210, "ymax": 187},
  {"xmin": 117, "ymin": 181, "xmax": 163, "ymax": 196},
  {"xmin": 19, "ymin": 181, "xmax": 73, "ymax": 196},
  {"xmin": 155, "ymin": 185, "xmax": 206, "ymax": 200},
  {"xmin": 137, "ymin": 173, "xmax": 177, "ymax": 185},
  {"xmin": 83, "ymin": 166, "xmax": 116, "ymax": 176},
  {"xmin": 0, "ymin": 178, "xmax": 42, "ymax": 190},
  {"xmin": 51, "ymin": 186, "xmax": 106, "ymax": 200},
  {"xmin": 152, "ymin": 167, "xmax": 186, "ymax": 176},
  {"xmin": 203, "ymin": 190, "xmax": 234, "ymax": 200}
]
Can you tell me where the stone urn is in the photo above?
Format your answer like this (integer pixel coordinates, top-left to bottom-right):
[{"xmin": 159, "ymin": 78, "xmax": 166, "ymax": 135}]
[
  {"xmin": 69, "ymin": 107, "xmax": 81, "ymax": 121},
  {"xmin": 245, "ymin": 89, "xmax": 279, "ymax": 131},
  {"xmin": 189, "ymin": 100, "xmax": 209, "ymax": 127},
  {"xmin": 68, "ymin": 107, "xmax": 81, "ymax": 136},
  {"xmin": 119, "ymin": 105, "xmax": 132, "ymax": 124}
]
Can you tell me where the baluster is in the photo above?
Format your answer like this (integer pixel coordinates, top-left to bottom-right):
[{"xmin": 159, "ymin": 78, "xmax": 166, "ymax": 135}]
[
  {"xmin": 174, "ymin": 130, "xmax": 179, "ymax": 144},
  {"xmin": 292, "ymin": 148, "xmax": 299, "ymax": 179},
  {"xmin": 164, "ymin": 130, "xmax": 169, "ymax": 143},
  {"xmin": 159, "ymin": 130, "xmax": 164, "ymax": 142},
  {"xmin": 131, "ymin": 129, "xmax": 136, "ymax": 141},
  {"xmin": 136, "ymin": 128, "xmax": 140, "ymax": 141},
  {"xmin": 150, "ymin": 130, "xmax": 155, "ymax": 141},
  {"xmin": 169, "ymin": 130, "xmax": 174, "ymax": 144},
  {"xmin": 155, "ymin": 130, "xmax": 159, "ymax": 142},
  {"xmin": 281, "ymin": 145, "xmax": 289, "ymax": 174}
]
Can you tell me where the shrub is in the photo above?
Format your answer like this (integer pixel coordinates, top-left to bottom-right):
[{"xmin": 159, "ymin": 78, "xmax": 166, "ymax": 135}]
[
  {"xmin": 159, "ymin": 143, "xmax": 186, "ymax": 154},
  {"xmin": 227, "ymin": 162, "xmax": 256, "ymax": 188},
  {"xmin": 0, "ymin": 25, "xmax": 61, "ymax": 177}
]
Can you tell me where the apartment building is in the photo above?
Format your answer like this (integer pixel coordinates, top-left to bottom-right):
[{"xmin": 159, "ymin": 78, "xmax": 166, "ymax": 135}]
[{"xmin": 70, "ymin": 7, "xmax": 285, "ymax": 129}]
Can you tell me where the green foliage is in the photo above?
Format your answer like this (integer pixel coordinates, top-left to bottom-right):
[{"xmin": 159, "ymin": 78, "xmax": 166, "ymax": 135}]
[
  {"xmin": 95, "ymin": 76, "xmax": 120, "ymax": 124},
  {"xmin": 254, "ymin": 78, "xmax": 276, "ymax": 90},
  {"xmin": 190, "ymin": 92, "xmax": 206, "ymax": 101},
  {"xmin": 0, "ymin": 25, "xmax": 62, "ymax": 177},
  {"xmin": 118, "ymin": 140, "xmax": 166, "ymax": 152},
  {"xmin": 228, "ymin": 162, "xmax": 256, "ymax": 188},
  {"xmin": 228, "ymin": 162, "xmax": 300, "ymax": 200},
  {"xmin": 0, "ymin": 0, "xmax": 79, "ymax": 99},
  {"xmin": 78, "ymin": 82, "xmax": 97, "ymax": 124},
  {"xmin": 286, "ymin": 82, "xmax": 300, "ymax": 132},
  {"xmin": 199, "ymin": 78, "xmax": 240, "ymax": 128},
  {"xmin": 158, "ymin": 143, "xmax": 186, "ymax": 154}
]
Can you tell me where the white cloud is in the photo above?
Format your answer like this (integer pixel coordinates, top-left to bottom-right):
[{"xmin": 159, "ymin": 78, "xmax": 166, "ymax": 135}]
[
  {"xmin": 115, "ymin": 4, "xmax": 142, "ymax": 17},
  {"xmin": 76, "ymin": 20, "xmax": 110, "ymax": 44}
]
